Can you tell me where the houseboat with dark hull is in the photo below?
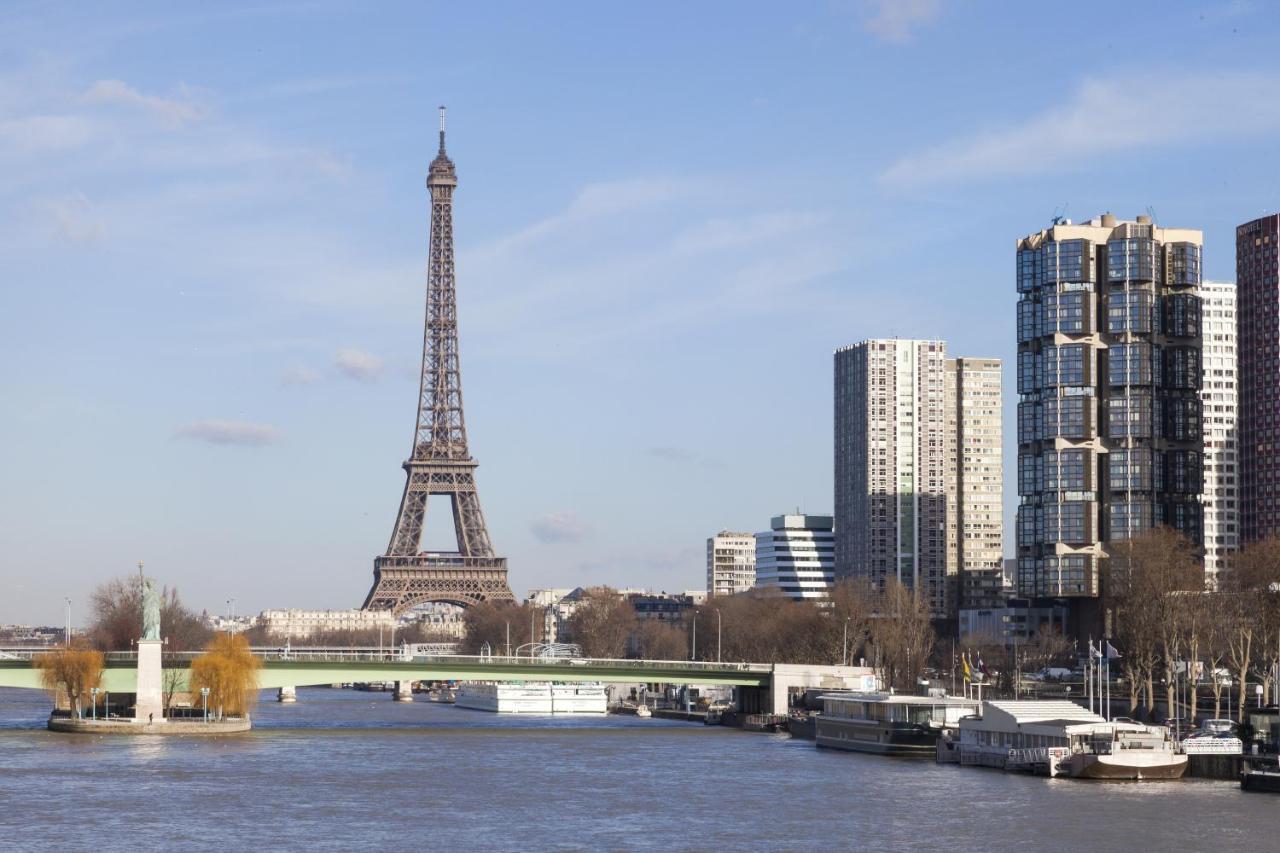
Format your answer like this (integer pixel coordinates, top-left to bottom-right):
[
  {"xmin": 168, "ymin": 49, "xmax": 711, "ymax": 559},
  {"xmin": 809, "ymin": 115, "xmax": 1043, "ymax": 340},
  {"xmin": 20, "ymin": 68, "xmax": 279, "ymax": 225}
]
[{"xmin": 815, "ymin": 693, "xmax": 980, "ymax": 757}]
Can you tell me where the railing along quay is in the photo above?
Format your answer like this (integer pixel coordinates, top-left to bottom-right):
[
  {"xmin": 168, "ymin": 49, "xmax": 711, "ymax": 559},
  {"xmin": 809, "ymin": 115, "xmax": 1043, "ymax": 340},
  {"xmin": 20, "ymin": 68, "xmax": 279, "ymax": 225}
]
[
  {"xmin": 4, "ymin": 646, "xmax": 774, "ymax": 675},
  {"xmin": 250, "ymin": 648, "xmax": 772, "ymax": 672}
]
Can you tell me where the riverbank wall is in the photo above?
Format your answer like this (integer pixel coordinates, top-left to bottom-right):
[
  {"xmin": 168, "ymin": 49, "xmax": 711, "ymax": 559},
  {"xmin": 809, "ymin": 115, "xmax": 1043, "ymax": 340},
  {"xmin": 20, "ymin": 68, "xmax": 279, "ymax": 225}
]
[{"xmin": 48, "ymin": 716, "xmax": 252, "ymax": 735}]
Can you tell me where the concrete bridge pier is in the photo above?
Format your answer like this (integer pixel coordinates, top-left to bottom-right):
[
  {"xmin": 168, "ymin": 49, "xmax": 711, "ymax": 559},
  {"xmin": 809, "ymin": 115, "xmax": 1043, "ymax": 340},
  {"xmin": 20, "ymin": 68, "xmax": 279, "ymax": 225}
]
[
  {"xmin": 277, "ymin": 686, "xmax": 297, "ymax": 703},
  {"xmin": 394, "ymin": 681, "xmax": 414, "ymax": 702}
]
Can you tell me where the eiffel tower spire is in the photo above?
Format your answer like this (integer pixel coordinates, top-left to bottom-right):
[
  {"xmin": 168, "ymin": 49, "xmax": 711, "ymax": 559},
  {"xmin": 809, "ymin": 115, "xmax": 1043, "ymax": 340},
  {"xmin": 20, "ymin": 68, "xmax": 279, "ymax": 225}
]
[{"xmin": 363, "ymin": 108, "xmax": 514, "ymax": 614}]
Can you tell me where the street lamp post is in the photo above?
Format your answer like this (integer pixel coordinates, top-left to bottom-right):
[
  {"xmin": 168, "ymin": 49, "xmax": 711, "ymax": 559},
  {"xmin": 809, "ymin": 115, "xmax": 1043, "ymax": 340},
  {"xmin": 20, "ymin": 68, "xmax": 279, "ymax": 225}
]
[
  {"xmin": 691, "ymin": 611, "xmax": 698, "ymax": 661},
  {"xmin": 64, "ymin": 598, "xmax": 71, "ymax": 645},
  {"xmin": 201, "ymin": 687, "xmax": 210, "ymax": 723},
  {"xmin": 714, "ymin": 608, "xmax": 722, "ymax": 663},
  {"xmin": 842, "ymin": 618, "xmax": 850, "ymax": 667},
  {"xmin": 90, "ymin": 687, "xmax": 99, "ymax": 721},
  {"xmin": 505, "ymin": 621, "xmax": 511, "ymax": 658}
]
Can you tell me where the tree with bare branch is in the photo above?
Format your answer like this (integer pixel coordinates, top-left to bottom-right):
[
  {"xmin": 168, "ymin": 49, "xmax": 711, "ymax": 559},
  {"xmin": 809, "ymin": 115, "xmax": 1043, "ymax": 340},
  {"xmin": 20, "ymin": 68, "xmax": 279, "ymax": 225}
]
[
  {"xmin": 460, "ymin": 601, "xmax": 541, "ymax": 655},
  {"xmin": 871, "ymin": 580, "xmax": 935, "ymax": 692},
  {"xmin": 1106, "ymin": 528, "xmax": 1201, "ymax": 718},
  {"xmin": 88, "ymin": 574, "xmax": 211, "ymax": 651},
  {"xmin": 563, "ymin": 588, "xmax": 635, "ymax": 659}
]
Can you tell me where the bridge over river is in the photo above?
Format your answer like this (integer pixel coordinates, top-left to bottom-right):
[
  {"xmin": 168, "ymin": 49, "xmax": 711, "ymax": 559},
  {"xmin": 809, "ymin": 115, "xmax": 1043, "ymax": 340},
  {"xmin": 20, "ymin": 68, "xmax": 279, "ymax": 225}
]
[{"xmin": 0, "ymin": 649, "xmax": 871, "ymax": 714}]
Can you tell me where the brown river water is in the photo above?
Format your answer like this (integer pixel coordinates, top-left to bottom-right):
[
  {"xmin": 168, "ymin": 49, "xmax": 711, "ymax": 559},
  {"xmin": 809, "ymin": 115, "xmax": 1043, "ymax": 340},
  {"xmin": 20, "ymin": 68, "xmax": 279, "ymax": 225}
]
[{"xmin": 0, "ymin": 687, "xmax": 1271, "ymax": 851}]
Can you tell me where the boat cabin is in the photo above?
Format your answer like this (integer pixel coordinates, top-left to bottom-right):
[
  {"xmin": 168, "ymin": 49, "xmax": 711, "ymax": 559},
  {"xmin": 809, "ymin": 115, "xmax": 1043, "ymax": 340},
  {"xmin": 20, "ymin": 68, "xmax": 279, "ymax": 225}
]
[{"xmin": 820, "ymin": 692, "xmax": 978, "ymax": 728}]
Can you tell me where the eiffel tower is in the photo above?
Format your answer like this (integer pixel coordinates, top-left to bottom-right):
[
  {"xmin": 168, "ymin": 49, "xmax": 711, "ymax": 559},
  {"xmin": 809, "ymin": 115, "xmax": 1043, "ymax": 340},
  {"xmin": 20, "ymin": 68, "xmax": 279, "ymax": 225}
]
[{"xmin": 363, "ymin": 107, "xmax": 514, "ymax": 614}]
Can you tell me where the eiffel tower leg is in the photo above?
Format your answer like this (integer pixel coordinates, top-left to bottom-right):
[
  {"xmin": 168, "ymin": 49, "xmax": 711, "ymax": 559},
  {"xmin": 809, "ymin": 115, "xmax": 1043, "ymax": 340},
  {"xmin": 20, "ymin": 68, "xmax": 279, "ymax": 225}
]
[
  {"xmin": 388, "ymin": 487, "xmax": 428, "ymax": 557},
  {"xmin": 453, "ymin": 490, "xmax": 494, "ymax": 558}
]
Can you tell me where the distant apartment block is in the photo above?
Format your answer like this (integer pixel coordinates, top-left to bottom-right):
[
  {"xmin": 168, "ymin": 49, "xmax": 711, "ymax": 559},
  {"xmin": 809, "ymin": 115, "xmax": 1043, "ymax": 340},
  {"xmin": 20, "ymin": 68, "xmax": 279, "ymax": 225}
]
[
  {"xmin": 1200, "ymin": 280, "xmax": 1237, "ymax": 586},
  {"xmin": 1237, "ymin": 214, "xmax": 1280, "ymax": 544},
  {"xmin": 258, "ymin": 609, "xmax": 395, "ymax": 640},
  {"xmin": 834, "ymin": 339, "xmax": 1003, "ymax": 619},
  {"xmin": 706, "ymin": 531, "xmax": 757, "ymax": 598},
  {"xmin": 755, "ymin": 514, "xmax": 834, "ymax": 600},
  {"xmin": 1015, "ymin": 214, "xmax": 1203, "ymax": 601}
]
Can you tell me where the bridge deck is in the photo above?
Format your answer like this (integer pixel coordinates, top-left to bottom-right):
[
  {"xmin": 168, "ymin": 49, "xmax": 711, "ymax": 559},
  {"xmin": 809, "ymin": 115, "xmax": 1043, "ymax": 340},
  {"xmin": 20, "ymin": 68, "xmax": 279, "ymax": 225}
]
[{"xmin": 0, "ymin": 652, "xmax": 773, "ymax": 692}]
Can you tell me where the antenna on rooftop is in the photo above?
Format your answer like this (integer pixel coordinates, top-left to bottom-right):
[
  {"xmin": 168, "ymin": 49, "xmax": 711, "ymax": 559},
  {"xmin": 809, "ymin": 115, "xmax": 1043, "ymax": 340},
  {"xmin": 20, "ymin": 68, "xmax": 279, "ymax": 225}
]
[{"xmin": 1051, "ymin": 203, "xmax": 1069, "ymax": 226}]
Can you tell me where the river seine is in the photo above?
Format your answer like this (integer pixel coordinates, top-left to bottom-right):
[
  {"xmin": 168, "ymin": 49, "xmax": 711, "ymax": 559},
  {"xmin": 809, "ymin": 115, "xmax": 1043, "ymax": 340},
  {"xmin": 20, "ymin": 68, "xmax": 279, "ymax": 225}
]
[{"xmin": 0, "ymin": 686, "xmax": 1271, "ymax": 850}]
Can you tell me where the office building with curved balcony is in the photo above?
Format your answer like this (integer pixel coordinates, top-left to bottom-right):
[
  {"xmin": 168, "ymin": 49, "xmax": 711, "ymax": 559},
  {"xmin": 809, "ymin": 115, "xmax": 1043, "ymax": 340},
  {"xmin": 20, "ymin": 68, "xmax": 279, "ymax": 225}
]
[{"xmin": 1015, "ymin": 214, "xmax": 1203, "ymax": 611}]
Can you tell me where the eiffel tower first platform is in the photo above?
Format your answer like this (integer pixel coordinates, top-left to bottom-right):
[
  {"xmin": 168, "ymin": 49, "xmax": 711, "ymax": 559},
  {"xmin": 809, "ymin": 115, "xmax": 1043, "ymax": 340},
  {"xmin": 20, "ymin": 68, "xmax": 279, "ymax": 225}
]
[{"xmin": 363, "ymin": 108, "xmax": 515, "ymax": 614}]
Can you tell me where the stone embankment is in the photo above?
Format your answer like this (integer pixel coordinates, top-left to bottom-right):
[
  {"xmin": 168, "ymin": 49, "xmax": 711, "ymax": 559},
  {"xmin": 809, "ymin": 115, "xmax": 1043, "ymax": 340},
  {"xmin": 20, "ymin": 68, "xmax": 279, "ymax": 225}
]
[{"xmin": 48, "ymin": 716, "xmax": 252, "ymax": 735}]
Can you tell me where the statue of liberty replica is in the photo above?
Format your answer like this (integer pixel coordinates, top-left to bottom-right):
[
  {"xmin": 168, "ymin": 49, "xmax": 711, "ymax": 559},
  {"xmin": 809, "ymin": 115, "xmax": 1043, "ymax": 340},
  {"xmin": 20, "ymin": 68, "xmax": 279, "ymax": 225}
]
[{"xmin": 135, "ymin": 563, "xmax": 165, "ymax": 724}]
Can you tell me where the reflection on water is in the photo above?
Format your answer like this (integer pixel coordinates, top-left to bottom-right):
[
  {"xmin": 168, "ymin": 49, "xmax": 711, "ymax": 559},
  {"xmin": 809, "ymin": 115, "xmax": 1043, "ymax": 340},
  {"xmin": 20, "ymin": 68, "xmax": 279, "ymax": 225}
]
[{"xmin": 0, "ymin": 687, "xmax": 1272, "ymax": 851}]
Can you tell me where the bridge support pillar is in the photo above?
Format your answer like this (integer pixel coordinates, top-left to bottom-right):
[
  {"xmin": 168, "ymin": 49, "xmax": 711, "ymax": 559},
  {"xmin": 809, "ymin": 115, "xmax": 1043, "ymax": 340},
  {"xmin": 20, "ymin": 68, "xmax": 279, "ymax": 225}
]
[
  {"xmin": 277, "ymin": 686, "xmax": 297, "ymax": 704},
  {"xmin": 394, "ymin": 681, "xmax": 414, "ymax": 702}
]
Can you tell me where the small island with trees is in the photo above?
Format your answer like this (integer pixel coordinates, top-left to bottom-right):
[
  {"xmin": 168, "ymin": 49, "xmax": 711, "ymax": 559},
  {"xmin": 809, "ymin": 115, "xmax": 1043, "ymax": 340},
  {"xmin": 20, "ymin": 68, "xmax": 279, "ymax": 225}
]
[{"xmin": 39, "ymin": 569, "xmax": 259, "ymax": 735}]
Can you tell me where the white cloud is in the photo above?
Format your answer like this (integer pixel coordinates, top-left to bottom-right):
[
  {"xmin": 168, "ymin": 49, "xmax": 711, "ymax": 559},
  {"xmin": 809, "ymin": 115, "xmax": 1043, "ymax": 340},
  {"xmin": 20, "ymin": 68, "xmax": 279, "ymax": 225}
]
[
  {"xmin": 334, "ymin": 348, "xmax": 383, "ymax": 382},
  {"xmin": 881, "ymin": 71, "xmax": 1280, "ymax": 187},
  {"xmin": 530, "ymin": 511, "xmax": 591, "ymax": 544},
  {"xmin": 479, "ymin": 177, "xmax": 689, "ymax": 258},
  {"xmin": 457, "ymin": 175, "xmax": 847, "ymax": 361},
  {"xmin": 43, "ymin": 192, "xmax": 104, "ymax": 243},
  {"xmin": 280, "ymin": 366, "xmax": 321, "ymax": 386},
  {"xmin": 861, "ymin": 0, "xmax": 942, "ymax": 43},
  {"xmin": 174, "ymin": 420, "xmax": 279, "ymax": 446},
  {"xmin": 82, "ymin": 79, "xmax": 205, "ymax": 126},
  {"xmin": 670, "ymin": 211, "xmax": 825, "ymax": 254}
]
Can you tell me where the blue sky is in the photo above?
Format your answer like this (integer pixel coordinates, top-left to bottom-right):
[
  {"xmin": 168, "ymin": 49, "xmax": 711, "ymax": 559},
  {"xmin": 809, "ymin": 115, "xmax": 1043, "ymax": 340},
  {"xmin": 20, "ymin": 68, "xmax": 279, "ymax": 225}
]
[{"xmin": 3, "ymin": 1, "xmax": 1279, "ymax": 623}]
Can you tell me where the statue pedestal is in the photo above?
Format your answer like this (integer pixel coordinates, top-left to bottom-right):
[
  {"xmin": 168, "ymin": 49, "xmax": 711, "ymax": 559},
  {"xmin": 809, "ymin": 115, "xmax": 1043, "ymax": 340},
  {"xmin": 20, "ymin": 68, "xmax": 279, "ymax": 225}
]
[{"xmin": 134, "ymin": 639, "xmax": 165, "ymax": 723}]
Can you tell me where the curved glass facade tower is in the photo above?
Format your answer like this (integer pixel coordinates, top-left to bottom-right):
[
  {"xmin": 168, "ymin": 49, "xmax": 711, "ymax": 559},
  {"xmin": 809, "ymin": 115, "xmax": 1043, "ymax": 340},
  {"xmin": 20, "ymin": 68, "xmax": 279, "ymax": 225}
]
[{"xmin": 1015, "ymin": 214, "xmax": 1203, "ymax": 600}]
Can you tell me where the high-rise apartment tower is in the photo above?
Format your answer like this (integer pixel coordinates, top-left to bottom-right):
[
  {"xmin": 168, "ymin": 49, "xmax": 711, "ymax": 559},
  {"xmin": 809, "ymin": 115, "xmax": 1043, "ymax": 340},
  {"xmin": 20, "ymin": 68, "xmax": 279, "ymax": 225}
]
[
  {"xmin": 1015, "ymin": 213, "xmax": 1203, "ymax": 602},
  {"xmin": 1237, "ymin": 214, "xmax": 1280, "ymax": 545},
  {"xmin": 947, "ymin": 357, "xmax": 1006, "ymax": 609},
  {"xmin": 833, "ymin": 340, "xmax": 1002, "ymax": 619},
  {"xmin": 1200, "ymin": 280, "xmax": 1237, "ymax": 586}
]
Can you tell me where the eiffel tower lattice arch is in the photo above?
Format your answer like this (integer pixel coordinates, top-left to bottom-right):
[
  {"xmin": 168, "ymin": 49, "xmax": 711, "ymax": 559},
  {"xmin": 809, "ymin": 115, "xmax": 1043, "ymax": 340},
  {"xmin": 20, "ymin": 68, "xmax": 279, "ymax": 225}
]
[{"xmin": 362, "ymin": 107, "xmax": 514, "ymax": 615}]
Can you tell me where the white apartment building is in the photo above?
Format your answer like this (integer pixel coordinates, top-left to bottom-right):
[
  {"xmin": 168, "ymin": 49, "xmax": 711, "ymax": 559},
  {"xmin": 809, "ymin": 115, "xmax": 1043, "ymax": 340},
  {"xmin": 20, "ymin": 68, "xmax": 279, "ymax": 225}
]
[
  {"xmin": 706, "ymin": 531, "xmax": 757, "ymax": 598},
  {"xmin": 835, "ymin": 339, "xmax": 1002, "ymax": 618},
  {"xmin": 755, "ymin": 514, "xmax": 835, "ymax": 600},
  {"xmin": 947, "ymin": 357, "xmax": 1006, "ymax": 609},
  {"xmin": 257, "ymin": 609, "xmax": 395, "ymax": 640},
  {"xmin": 1201, "ymin": 280, "xmax": 1237, "ymax": 586},
  {"xmin": 526, "ymin": 587, "xmax": 577, "ymax": 643}
]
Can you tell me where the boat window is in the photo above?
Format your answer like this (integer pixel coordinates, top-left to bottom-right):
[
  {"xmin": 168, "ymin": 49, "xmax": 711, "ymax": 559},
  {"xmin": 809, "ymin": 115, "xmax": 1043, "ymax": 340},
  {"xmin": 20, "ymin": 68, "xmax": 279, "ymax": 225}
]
[{"xmin": 909, "ymin": 706, "xmax": 934, "ymax": 724}]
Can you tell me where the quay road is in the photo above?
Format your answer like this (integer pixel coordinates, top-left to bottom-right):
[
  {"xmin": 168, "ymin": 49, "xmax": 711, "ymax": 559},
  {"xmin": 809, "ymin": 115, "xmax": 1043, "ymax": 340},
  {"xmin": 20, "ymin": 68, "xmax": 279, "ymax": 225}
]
[{"xmin": 0, "ymin": 649, "xmax": 866, "ymax": 712}]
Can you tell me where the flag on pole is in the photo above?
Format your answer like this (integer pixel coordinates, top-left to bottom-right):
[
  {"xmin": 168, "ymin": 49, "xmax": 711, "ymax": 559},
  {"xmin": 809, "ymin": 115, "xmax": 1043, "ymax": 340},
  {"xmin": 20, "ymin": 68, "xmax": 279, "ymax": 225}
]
[
  {"xmin": 1105, "ymin": 642, "xmax": 1121, "ymax": 659},
  {"xmin": 962, "ymin": 652, "xmax": 972, "ymax": 682}
]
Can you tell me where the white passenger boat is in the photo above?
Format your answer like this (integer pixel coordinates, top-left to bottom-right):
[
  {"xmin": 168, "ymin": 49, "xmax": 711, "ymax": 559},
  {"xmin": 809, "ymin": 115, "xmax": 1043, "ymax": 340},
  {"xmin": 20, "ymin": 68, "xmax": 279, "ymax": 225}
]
[
  {"xmin": 815, "ymin": 692, "xmax": 979, "ymax": 757},
  {"xmin": 957, "ymin": 700, "xmax": 1186, "ymax": 780},
  {"xmin": 455, "ymin": 682, "xmax": 607, "ymax": 715},
  {"xmin": 550, "ymin": 683, "xmax": 608, "ymax": 715}
]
